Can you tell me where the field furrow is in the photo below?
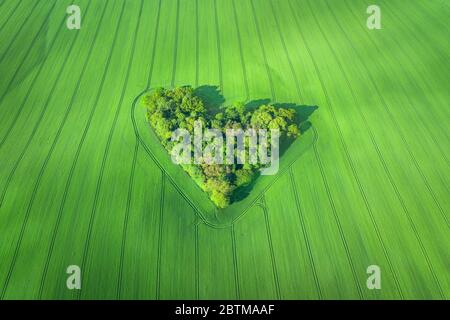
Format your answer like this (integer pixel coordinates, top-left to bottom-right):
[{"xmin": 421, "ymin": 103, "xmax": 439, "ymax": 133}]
[{"xmin": 0, "ymin": 0, "xmax": 447, "ymax": 300}]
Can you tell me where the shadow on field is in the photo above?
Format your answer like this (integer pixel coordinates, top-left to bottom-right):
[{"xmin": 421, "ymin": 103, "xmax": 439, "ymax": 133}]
[
  {"xmin": 194, "ymin": 85, "xmax": 225, "ymax": 110},
  {"xmin": 0, "ymin": 11, "xmax": 49, "ymax": 95},
  {"xmin": 233, "ymin": 102, "xmax": 317, "ymax": 203},
  {"xmin": 193, "ymin": 85, "xmax": 318, "ymax": 204},
  {"xmin": 245, "ymin": 98, "xmax": 271, "ymax": 111}
]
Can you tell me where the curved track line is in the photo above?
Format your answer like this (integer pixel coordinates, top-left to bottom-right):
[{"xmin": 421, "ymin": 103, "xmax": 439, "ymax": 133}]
[
  {"xmin": 294, "ymin": 0, "xmax": 404, "ymax": 298},
  {"xmin": 229, "ymin": 0, "xmax": 250, "ymax": 298},
  {"xmin": 268, "ymin": 1, "xmax": 323, "ymax": 298},
  {"xmin": 267, "ymin": 0, "xmax": 302, "ymax": 104},
  {"xmin": 167, "ymin": 0, "xmax": 316, "ymax": 228},
  {"xmin": 381, "ymin": 1, "xmax": 449, "ymax": 103},
  {"xmin": 0, "ymin": 1, "xmax": 58, "ymax": 110},
  {"xmin": 383, "ymin": 0, "xmax": 448, "ymax": 63},
  {"xmin": 195, "ymin": 221, "xmax": 199, "ymax": 300},
  {"xmin": 343, "ymin": 0, "xmax": 449, "ymax": 229},
  {"xmin": 194, "ymin": 0, "xmax": 200, "ymax": 299},
  {"xmin": 288, "ymin": 167, "xmax": 322, "ymax": 299},
  {"xmin": 155, "ymin": 172, "xmax": 165, "ymax": 299},
  {"xmin": 253, "ymin": 0, "xmax": 362, "ymax": 299},
  {"xmin": 153, "ymin": 0, "xmax": 192, "ymax": 299},
  {"xmin": 213, "ymin": 0, "xmax": 223, "ymax": 92},
  {"xmin": 231, "ymin": 224, "xmax": 240, "ymax": 299},
  {"xmin": 117, "ymin": 0, "xmax": 162, "ymax": 297},
  {"xmin": 195, "ymin": 0, "xmax": 199, "ymax": 88},
  {"xmin": 286, "ymin": 0, "xmax": 365, "ymax": 299},
  {"xmin": 171, "ymin": 0, "xmax": 180, "ymax": 88},
  {"xmin": 65, "ymin": 1, "xmax": 127, "ymax": 300},
  {"xmin": 133, "ymin": 91, "xmax": 317, "ymax": 230},
  {"xmin": 330, "ymin": 10, "xmax": 446, "ymax": 298},
  {"xmin": 116, "ymin": 1, "xmax": 155, "ymax": 300},
  {"xmin": 82, "ymin": 2, "xmax": 141, "ymax": 292},
  {"xmin": 1, "ymin": 0, "xmax": 114, "ymax": 297},
  {"xmin": 0, "ymin": 0, "xmax": 41, "ymax": 66},
  {"xmin": 117, "ymin": 0, "xmax": 162, "ymax": 300},
  {"xmin": 259, "ymin": 195, "xmax": 281, "ymax": 299},
  {"xmin": 145, "ymin": 0, "xmax": 162, "ymax": 89},
  {"xmin": 134, "ymin": 97, "xmax": 316, "ymax": 230},
  {"xmin": 315, "ymin": 127, "xmax": 366, "ymax": 299},
  {"xmin": 0, "ymin": 0, "xmax": 24, "ymax": 40},
  {"xmin": 356, "ymin": 0, "xmax": 450, "ymax": 160},
  {"xmin": 0, "ymin": 0, "xmax": 88, "ymax": 206},
  {"xmin": 74, "ymin": 0, "xmax": 142, "ymax": 300},
  {"xmin": 143, "ymin": 0, "xmax": 181, "ymax": 299},
  {"xmin": 415, "ymin": 1, "xmax": 449, "ymax": 32},
  {"xmin": 130, "ymin": 90, "xmax": 203, "ymax": 220},
  {"xmin": 130, "ymin": 0, "xmax": 214, "ymax": 228},
  {"xmin": 312, "ymin": 0, "xmax": 408, "ymax": 298},
  {"xmin": 4, "ymin": 0, "xmax": 110, "ymax": 299},
  {"xmin": 116, "ymin": 140, "xmax": 139, "ymax": 300},
  {"xmin": 231, "ymin": 0, "xmax": 250, "ymax": 102},
  {"xmin": 36, "ymin": 1, "xmax": 109, "ymax": 299},
  {"xmin": 131, "ymin": 0, "xmax": 317, "ymax": 231},
  {"xmin": 315, "ymin": 0, "xmax": 445, "ymax": 298},
  {"xmin": 0, "ymin": 0, "xmax": 70, "ymax": 149},
  {"xmin": 249, "ymin": 0, "xmax": 275, "ymax": 101},
  {"xmin": 361, "ymin": 0, "xmax": 450, "ymax": 166},
  {"xmin": 131, "ymin": 0, "xmax": 317, "ymax": 232},
  {"xmin": 251, "ymin": 0, "xmax": 328, "ymax": 299}
]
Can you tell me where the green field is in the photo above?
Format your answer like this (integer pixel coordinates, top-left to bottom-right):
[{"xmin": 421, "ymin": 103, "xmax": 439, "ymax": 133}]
[{"xmin": 0, "ymin": 0, "xmax": 448, "ymax": 300}]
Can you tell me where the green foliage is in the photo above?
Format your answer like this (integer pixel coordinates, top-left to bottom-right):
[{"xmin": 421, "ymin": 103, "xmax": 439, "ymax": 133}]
[
  {"xmin": 143, "ymin": 86, "xmax": 300, "ymax": 208},
  {"xmin": 234, "ymin": 169, "xmax": 254, "ymax": 187}
]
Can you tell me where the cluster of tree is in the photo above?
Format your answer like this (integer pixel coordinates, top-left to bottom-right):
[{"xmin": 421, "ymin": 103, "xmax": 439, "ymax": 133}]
[{"xmin": 143, "ymin": 86, "xmax": 300, "ymax": 208}]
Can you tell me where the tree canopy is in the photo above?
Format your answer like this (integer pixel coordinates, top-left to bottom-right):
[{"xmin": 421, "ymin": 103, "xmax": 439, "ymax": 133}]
[{"xmin": 143, "ymin": 86, "xmax": 300, "ymax": 208}]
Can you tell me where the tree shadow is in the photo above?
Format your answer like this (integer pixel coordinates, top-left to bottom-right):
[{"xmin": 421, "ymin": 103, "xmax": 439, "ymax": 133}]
[
  {"xmin": 279, "ymin": 104, "xmax": 317, "ymax": 161},
  {"xmin": 190, "ymin": 86, "xmax": 318, "ymax": 205},
  {"xmin": 245, "ymin": 99, "xmax": 271, "ymax": 111},
  {"xmin": 194, "ymin": 85, "xmax": 225, "ymax": 111},
  {"xmin": 274, "ymin": 103, "xmax": 318, "ymax": 126},
  {"xmin": 0, "ymin": 15, "xmax": 48, "ymax": 94},
  {"xmin": 231, "ymin": 171, "xmax": 262, "ymax": 203},
  {"xmin": 231, "ymin": 105, "xmax": 317, "ymax": 204}
]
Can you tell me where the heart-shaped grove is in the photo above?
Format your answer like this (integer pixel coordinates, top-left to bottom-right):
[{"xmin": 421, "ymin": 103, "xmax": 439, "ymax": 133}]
[{"xmin": 132, "ymin": 86, "xmax": 316, "ymax": 226}]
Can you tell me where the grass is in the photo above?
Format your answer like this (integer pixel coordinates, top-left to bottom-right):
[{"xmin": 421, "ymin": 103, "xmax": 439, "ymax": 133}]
[{"xmin": 0, "ymin": 0, "xmax": 448, "ymax": 299}]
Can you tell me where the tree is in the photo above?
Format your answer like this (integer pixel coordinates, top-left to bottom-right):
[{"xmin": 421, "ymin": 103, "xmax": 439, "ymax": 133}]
[
  {"xmin": 234, "ymin": 169, "xmax": 253, "ymax": 187},
  {"xmin": 143, "ymin": 86, "xmax": 301, "ymax": 209},
  {"xmin": 287, "ymin": 124, "xmax": 300, "ymax": 138},
  {"xmin": 210, "ymin": 190, "xmax": 230, "ymax": 209}
]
